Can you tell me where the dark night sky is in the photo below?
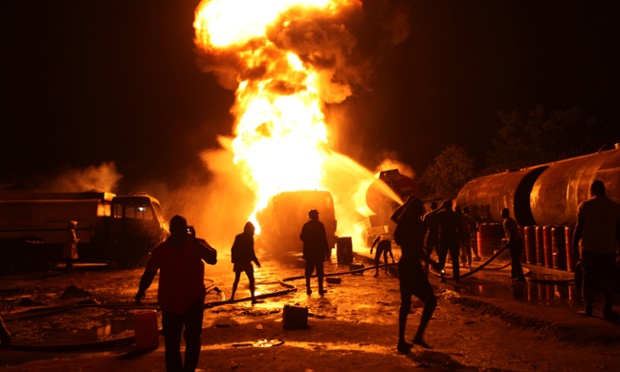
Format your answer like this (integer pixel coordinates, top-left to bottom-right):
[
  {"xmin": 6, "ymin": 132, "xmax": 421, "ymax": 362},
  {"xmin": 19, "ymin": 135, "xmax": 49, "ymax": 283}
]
[{"xmin": 2, "ymin": 0, "xmax": 619, "ymax": 193}]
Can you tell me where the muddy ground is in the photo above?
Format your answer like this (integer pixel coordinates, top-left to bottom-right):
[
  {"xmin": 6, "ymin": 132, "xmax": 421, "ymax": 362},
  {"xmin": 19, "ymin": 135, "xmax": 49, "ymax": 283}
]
[{"xmin": 0, "ymin": 250, "xmax": 619, "ymax": 371}]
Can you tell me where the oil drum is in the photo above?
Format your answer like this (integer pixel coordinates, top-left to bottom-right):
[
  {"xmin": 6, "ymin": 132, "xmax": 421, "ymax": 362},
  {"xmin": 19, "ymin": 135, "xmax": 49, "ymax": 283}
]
[
  {"xmin": 551, "ymin": 226, "xmax": 566, "ymax": 270},
  {"xmin": 542, "ymin": 226, "xmax": 553, "ymax": 268},
  {"xmin": 523, "ymin": 226, "xmax": 537, "ymax": 265},
  {"xmin": 535, "ymin": 226, "xmax": 545, "ymax": 266},
  {"xmin": 564, "ymin": 226, "xmax": 575, "ymax": 272},
  {"xmin": 518, "ymin": 226, "xmax": 526, "ymax": 262},
  {"xmin": 477, "ymin": 223, "xmax": 503, "ymax": 257}
]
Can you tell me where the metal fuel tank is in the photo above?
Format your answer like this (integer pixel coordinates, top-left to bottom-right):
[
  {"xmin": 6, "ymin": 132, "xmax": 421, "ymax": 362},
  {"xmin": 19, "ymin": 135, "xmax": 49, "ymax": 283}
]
[
  {"xmin": 456, "ymin": 166, "xmax": 548, "ymax": 225},
  {"xmin": 530, "ymin": 146, "xmax": 620, "ymax": 226}
]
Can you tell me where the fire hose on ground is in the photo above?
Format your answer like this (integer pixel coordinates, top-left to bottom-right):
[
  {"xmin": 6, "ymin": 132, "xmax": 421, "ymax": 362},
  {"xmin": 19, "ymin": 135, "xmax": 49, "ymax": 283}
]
[{"xmin": 0, "ymin": 248, "xmax": 573, "ymax": 352}]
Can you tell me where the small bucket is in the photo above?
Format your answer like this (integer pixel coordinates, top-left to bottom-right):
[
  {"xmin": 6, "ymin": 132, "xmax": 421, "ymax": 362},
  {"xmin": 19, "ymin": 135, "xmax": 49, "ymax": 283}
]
[{"xmin": 134, "ymin": 310, "xmax": 159, "ymax": 350}]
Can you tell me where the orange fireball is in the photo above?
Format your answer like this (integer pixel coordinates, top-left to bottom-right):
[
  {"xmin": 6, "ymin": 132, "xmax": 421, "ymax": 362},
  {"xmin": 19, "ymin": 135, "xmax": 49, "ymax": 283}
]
[{"xmin": 194, "ymin": 0, "xmax": 398, "ymax": 243}]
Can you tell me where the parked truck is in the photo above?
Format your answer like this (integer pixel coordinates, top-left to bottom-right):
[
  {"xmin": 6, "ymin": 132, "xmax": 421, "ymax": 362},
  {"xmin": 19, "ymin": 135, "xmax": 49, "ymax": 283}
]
[
  {"xmin": 256, "ymin": 190, "xmax": 338, "ymax": 258},
  {"xmin": 0, "ymin": 191, "xmax": 169, "ymax": 274}
]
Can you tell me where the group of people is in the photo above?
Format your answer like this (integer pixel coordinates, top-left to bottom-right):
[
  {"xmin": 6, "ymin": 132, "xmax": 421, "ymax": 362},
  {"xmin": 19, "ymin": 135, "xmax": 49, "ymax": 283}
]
[
  {"xmin": 391, "ymin": 179, "xmax": 619, "ymax": 354},
  {"xmin": 133, "ymin": 209, "xmax": 331, "ymax": 372},
  {"xmin": 127, "ymin": 179, "xmax": 618, "ymax": 370},
  {"xmin": 421, "ymin": 200, "xmax": 484, "ymax": 282}
]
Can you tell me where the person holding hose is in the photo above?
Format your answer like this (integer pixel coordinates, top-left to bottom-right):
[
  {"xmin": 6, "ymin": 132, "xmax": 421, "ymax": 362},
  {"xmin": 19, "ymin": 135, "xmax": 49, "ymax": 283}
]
[
  {"xmin": 501, "ymin": 208, "xmax": 526, "ymax": 282},
  {"xmin": 370, "ymin": 233, "xmax": 395, "ymax": 277},
  {"xmin": 392, "ymin": 196, "xmax": 442, "ymax": 352}
]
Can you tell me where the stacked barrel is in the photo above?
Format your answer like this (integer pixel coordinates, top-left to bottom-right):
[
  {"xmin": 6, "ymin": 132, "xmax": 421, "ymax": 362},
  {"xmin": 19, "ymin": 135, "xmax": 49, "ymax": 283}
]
[
  {"xmin": 477, "ymin": 223, "xmax": 576, "ymax": 272},
  {"xmin": 457, "ymin": 145, "xmax": 620, "ymax": 275}
]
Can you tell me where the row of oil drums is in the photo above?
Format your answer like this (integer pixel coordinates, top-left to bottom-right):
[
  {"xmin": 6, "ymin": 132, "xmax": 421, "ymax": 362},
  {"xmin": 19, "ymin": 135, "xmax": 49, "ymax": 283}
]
[{"xmin": 476, "ymin": 223, "xmax": 577, "ymax": 272}]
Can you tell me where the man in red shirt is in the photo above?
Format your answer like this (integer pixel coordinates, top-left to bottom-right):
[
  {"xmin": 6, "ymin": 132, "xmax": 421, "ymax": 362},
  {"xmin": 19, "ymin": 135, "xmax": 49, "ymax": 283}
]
[{"xmin": 136, "ymin": 215, "xmax": 216, "ymax": 372}]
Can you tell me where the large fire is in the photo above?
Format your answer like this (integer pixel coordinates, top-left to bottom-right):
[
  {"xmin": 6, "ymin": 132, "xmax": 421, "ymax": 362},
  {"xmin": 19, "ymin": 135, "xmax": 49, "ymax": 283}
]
[{"xmin": 193, "ymin": 0, "xmax": 402, "ymax": 243}]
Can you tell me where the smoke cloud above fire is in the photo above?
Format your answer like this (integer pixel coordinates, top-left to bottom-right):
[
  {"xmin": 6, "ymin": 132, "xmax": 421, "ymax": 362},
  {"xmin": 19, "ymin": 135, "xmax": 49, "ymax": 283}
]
[
  {"xmin": 194, "ymin": 0, "xmax": 411, "ymax": 100},
  {"xmin": 192, "ymin": 0, "xmax": 414, "ymax": 248}
]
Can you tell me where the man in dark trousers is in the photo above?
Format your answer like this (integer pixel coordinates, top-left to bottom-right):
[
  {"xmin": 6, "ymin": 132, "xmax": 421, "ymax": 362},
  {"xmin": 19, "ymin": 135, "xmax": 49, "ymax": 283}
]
[
  {"xmin": 463, "ymin": 206, "xmax": 481, "ymax": 261},
  {"xmin": 135, "ymin": 215, "xmax": 216, "ymax": 372},
  {"xmin": 391, "ymin": 197, "xmax": 441, "ymax": 352},
  {"xmin": 429, "ymin": 200, "xmax": 462, "ymax": 282},
  {"xmin": 423, "ymin": 201, "xmax": 440, "ymax": 272},
  {"xmin": 300, "ymin": 209, "xmax": 330, "ymax": 295},
  {"xmin": 501, "ymin": 208, "xmax": 526, "ymax": 282},
  {"xmin": 572, "ymin": 180, "xmax": 620, "ymax": 319},
  {"xmin": 231, "ymin": 221, "xmax": 261, "ymax": 303},
  {"xmin": 370, "ymin": 233, "xmax": 395, "ymax": 277}
]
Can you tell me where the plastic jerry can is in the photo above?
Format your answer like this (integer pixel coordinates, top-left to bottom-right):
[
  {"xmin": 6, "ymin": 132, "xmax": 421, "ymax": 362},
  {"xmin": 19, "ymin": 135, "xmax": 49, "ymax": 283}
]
[{"xmin": 134, "ymin": 310, "xmax": 159, "ymax": 350}]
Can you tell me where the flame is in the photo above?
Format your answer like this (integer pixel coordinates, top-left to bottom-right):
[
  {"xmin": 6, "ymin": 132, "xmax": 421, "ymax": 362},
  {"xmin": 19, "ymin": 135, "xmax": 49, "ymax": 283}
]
[{"xmin": 194, "ymin": 0, "xmax": 388, "ymax": 243}]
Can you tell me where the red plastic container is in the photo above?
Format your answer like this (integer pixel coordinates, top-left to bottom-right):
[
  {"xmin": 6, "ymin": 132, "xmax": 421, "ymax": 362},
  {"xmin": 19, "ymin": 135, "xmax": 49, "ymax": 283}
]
[{"xmin": 134, "ymin": 310, "xmax": 159, "ymax": 350}]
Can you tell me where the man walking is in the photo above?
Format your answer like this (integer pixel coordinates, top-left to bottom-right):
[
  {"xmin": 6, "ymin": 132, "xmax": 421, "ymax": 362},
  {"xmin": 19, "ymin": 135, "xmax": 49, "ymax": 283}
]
[
  {"xmin": 572, "ymin": 180, "xmax": 620, "ymax": 319},
  {"xmin": 391, "ymin": 197, "xmax": 441, "ymax": 352},
  {"xmin": 300, "ymin": 209, "xmax": 330, "ymax": 295},
  {"xmin": 431, "ymin": 200, "xmax": 462, "ymax": 282},
  {"xmin": 136, "ymin": 215, "xmax": 216, "ymax": 372},
  {"xmin": 230, "ymin": 222, "xmax": 261, "ymax": 303},
  {"xmin": 423, "ymin": 201, "xmax": 440, "ymax": 272}
]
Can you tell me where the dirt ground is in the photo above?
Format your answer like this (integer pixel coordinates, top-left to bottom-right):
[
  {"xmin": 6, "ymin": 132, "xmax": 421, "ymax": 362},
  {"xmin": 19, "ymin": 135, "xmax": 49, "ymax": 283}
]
[{"xmin": 1, "ymin": 250, "xmax": 619, "ymax": 371}]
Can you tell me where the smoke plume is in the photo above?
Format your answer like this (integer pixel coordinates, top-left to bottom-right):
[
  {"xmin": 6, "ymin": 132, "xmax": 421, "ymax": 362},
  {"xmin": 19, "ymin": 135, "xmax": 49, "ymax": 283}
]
[{"xmin": 44, "ymin": 162, "xmax": 122, "ymax": 193}]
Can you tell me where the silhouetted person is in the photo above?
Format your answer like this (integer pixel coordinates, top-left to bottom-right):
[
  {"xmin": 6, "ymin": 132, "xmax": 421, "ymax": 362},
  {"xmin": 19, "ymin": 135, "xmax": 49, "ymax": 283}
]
[
  {"xmin": 463, "ymin": 207, "xmax": 481, "ymax": 261},
  {"xmin": 572, "ymin": 180, "xmax": 620, "ymax": 319},
  {"xmin": 231, "ymin": 222, "xmax": 261, "ymax": 304},
  {"xmin": 456, "ymin": 206, "xmax": 473, "ymax": 269},
  {"xmin": 0, "ymin": 314, "xmax": 10, "ymax": 346},
  {"xmin": 300, "ymin": 209, "xmax": 330, "ymax": 295},
  {"xmin": 501, "ymin": 208, "xmax": 526, "ymax": 282},
  {"xmin": 136, "ymin": 215, "xmax": 217, "ymax": 372},
  {"xmin": 391, "ymin": 197, "xmax": 441, "ymax": 352},
  {"xmin": 63, "ymin": 220, "xmax": 79, "ymax": 272},
  {"xmin": 370, "ymin": 233, "xmax": 395, "ymax": 277},
  {"xmin": 432, "ymin": 200, "xmax": 462, "ymax": 282},
  {"xmin": 423, "ymin": 201, "xmax": 440, "ymax": 271}
]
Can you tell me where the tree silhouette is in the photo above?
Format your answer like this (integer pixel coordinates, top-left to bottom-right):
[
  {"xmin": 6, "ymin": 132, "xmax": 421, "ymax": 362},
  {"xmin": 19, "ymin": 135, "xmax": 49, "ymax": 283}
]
[
  {"xmin": 421, "ymin": 145, "xmax": 475, "ymax": 200},
  {"xmin": 486, "ymin": 104, "xmax": 614, "ymax": 171}
]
